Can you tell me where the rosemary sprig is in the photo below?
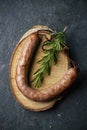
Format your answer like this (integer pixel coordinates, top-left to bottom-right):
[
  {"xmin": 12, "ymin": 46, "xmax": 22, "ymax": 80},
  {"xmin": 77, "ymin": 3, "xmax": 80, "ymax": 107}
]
[{"xmin": 31, "ymin": 31, "xmax": 68, "ymax": 88}]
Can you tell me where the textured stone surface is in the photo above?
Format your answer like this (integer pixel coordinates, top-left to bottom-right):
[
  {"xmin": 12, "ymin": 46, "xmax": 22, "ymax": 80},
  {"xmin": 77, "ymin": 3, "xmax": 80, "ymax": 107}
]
[{"xmin": 0, "ymin": 0, "xmax": 87, "ymax": 130}]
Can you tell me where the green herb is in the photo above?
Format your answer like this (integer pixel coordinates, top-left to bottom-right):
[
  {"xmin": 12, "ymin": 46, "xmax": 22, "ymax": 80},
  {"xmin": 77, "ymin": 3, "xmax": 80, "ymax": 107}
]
[{"xmin": 31, "ymin": 31, "xmax": 68, "ymax": 88}]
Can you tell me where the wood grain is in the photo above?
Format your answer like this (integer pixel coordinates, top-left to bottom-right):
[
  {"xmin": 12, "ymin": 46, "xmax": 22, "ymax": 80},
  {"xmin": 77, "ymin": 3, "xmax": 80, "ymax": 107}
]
[{"xmin": 9, "ymin": 26, "xmax": 70, "ymax": 111}]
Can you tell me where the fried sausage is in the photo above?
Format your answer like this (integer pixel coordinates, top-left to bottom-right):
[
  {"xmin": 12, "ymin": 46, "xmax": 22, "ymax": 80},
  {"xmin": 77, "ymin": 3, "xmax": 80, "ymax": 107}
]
[{"xmin": 16, "ymin": 32, "xmax": 78, "ymax": 102}]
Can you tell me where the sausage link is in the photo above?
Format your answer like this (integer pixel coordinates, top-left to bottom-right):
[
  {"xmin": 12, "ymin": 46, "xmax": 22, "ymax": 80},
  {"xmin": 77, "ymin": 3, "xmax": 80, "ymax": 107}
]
[{"xmin": 16, "ymin": 33, "xmax": 78, "ymax": 102}]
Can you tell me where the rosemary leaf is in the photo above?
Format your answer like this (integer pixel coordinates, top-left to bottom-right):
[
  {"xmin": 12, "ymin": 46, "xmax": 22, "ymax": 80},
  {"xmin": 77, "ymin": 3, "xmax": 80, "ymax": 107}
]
[{"xmin": 31, "ymin": 31, "xmax": 68, "ymax": 88}]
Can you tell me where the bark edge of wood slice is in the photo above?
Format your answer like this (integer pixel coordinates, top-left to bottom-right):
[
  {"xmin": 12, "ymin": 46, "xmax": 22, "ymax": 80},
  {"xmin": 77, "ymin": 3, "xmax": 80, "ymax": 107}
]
[{"xmin": 9, "ymin": 25, "xmax": 70, "ymax": 111}]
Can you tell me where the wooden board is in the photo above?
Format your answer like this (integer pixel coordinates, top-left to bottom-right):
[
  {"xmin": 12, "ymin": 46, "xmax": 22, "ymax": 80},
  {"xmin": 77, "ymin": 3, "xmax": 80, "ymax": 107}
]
[{"xmin": 9, "ymin": 26, "xmax": 69, "ymax": 111}]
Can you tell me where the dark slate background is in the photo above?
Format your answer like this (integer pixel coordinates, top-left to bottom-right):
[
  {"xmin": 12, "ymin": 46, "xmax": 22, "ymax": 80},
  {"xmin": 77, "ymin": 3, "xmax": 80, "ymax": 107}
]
[{"xmin": 0, "ymin": 0, "xmax": 87, "ymax": 130}]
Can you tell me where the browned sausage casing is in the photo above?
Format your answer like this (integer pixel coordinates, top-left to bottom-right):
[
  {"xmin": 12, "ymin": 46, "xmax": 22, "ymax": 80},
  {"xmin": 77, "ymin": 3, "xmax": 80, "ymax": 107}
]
[{"xmin": 16, "ymin": 32, "xmax": 78, "ymax": 102}]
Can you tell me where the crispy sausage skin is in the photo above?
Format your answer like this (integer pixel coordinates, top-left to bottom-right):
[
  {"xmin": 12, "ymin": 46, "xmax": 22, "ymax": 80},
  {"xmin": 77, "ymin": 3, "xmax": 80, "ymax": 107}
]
[{"xmin": 16, "ymin": 32, "xmax": 78, "ymax": 102}]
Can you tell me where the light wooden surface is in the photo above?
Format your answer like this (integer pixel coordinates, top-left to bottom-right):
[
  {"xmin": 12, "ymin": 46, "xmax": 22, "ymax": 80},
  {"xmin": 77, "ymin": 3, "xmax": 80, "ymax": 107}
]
[{"xmin": 9, "ymin": 26, "xmax": 69, "ymax": 111}]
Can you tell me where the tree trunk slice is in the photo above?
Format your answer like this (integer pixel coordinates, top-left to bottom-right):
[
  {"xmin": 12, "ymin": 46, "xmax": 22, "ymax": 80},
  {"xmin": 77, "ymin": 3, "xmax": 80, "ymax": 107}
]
[{"xmin": 9, "ymin": 25, "xmax": 70, "ymax": 111}]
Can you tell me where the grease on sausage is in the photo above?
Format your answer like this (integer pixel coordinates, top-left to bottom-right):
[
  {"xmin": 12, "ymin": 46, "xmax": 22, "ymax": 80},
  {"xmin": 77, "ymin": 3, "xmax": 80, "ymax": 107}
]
[{"xmin": 16, "ymin": 32, "xmax": 78, "ymax": 102}]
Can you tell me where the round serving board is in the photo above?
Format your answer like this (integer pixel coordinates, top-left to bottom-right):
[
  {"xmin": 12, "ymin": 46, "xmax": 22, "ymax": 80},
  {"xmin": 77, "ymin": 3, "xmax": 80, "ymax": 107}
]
[{"xmin": 9, "ymin": 25, "xmax": 70, "ymax": 111}]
